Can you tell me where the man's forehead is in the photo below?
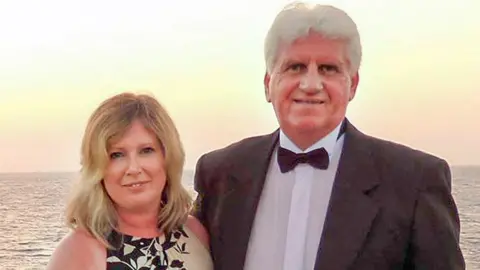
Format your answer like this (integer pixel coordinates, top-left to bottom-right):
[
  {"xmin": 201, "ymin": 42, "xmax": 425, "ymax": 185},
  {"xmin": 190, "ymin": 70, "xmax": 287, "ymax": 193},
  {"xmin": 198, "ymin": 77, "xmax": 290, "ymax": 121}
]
[
  {"xmin": 278, "ymin": 52, "xmax": 347, "ymax": 65},
  {"xmin": 277, "ymin": 40, "xmax": 346, "ymax": 59}
]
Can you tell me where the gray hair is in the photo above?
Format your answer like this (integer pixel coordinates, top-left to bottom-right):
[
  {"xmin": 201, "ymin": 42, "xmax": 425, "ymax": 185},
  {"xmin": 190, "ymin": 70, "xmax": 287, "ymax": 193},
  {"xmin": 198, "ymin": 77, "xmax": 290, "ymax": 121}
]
[{"xmin": 264, "ymin": 2, "xmax": 362, "ymax": 75}]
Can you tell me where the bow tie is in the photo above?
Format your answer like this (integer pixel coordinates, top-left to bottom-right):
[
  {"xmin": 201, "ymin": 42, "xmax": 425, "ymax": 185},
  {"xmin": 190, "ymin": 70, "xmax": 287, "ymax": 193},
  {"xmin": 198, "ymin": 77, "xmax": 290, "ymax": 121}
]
[{"xmin": 277, "ymin": 147, "xmax": 330, "ymax": 173}]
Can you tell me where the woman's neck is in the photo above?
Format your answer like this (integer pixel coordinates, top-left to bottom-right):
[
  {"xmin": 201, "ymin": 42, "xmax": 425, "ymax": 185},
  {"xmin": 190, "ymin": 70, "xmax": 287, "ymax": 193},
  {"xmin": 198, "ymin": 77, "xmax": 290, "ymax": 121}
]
[{"xmin": 116, "ymin": 208, "xmax": 162, "ymax": 238}]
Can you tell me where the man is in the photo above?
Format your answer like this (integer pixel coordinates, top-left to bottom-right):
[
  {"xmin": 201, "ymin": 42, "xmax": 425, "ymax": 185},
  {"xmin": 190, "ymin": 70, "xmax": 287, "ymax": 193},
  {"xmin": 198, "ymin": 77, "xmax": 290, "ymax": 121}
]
[{"xmin": 192, "ymin": 2, "xmax": 465, "ymax": 270}]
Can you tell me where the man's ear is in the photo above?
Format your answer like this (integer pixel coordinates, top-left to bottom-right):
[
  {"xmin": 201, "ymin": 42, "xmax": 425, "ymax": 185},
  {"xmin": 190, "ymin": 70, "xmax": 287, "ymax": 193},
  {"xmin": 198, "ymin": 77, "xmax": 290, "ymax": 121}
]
[
  {"xmin": 349, "ymin": 72, "xmax": 359, "ymax": 101},
  {"xmin": 264, "ymin": 72, "xmax": 271, "ymax": 102}
]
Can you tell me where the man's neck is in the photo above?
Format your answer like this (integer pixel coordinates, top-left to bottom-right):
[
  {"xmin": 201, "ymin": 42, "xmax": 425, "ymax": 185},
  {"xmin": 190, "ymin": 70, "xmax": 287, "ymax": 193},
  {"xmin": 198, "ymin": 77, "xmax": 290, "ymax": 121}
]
[{"xmin": 281, "ymin": 120, "xmax": 344, "ymax": 151}]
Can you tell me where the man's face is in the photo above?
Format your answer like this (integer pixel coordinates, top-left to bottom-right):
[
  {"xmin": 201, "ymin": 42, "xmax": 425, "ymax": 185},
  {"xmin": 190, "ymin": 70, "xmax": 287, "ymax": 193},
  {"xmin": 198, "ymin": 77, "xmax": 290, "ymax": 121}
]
[{"xmin": 265, "ymin": 32, "xmax": 359, "ymax": 148}]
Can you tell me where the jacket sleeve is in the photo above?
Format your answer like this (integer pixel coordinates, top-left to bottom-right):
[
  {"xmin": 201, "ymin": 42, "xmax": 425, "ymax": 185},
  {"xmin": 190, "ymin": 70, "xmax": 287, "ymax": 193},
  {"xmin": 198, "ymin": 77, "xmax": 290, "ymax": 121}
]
[
  {"xmin": 407, "ymin": 159, "xmax": 465, "ymax": 269},
  {"xmin": 191, "ymin": 154, "xmax": 210, "ymax": 229}
]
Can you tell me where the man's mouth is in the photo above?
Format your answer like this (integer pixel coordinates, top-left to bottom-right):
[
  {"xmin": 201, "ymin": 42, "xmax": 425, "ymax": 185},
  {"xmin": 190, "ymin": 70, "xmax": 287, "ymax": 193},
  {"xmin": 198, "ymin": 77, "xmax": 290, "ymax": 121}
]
[{"xmin": 293, "ymin": 99, "xmax": 324, "ymax": 104}]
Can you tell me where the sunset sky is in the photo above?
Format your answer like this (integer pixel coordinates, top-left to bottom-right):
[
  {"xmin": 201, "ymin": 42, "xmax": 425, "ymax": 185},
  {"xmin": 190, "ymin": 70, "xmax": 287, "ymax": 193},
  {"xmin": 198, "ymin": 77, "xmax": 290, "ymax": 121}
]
[{"xmin": 0, "ymin": 0, "xmax": 478, "ymax": 172}]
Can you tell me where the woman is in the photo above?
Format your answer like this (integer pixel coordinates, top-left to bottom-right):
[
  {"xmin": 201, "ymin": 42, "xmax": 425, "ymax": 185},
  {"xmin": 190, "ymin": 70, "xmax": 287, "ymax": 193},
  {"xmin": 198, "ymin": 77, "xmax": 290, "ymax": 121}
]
[{"xmin": 47, "ymin": 92, "xmax": 213, "ymax": 269}]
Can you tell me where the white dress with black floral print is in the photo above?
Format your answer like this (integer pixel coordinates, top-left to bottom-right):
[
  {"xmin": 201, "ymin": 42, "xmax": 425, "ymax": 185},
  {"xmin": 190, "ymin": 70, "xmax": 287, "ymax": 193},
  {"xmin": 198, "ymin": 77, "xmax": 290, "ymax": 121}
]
[{"xmin": 106, "ymin": 226, "xmax": 213, "ymax": 270}]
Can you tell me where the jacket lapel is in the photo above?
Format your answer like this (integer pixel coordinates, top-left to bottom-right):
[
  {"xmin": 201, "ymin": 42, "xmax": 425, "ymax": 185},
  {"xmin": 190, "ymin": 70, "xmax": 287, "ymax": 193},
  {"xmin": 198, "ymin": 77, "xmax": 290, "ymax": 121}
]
[
  {"xmin": 216, "ymin": 130, "xmax": 279, "ymax": 270},
  {"xmin": 314, "ymin": 121, "xmax": 381, "ymax": 270}
]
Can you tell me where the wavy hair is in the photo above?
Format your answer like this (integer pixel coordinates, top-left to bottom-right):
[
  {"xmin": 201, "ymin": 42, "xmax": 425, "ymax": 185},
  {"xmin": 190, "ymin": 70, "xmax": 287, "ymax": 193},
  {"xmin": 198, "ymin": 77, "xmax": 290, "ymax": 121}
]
[{"xmin": 65, "ymin": 92, "xmax": 191, "ymax": 247}]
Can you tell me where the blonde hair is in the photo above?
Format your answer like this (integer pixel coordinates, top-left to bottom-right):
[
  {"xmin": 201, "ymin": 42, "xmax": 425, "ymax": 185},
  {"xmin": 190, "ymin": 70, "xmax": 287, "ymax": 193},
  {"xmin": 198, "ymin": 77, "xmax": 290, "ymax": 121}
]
[
  {"xmin": 65, "ymin": 92, "xmax": 191, "ymax": 248},
  {"xmin": 265, "ymin": 2, "xmax": 362, "ymax": 75}
]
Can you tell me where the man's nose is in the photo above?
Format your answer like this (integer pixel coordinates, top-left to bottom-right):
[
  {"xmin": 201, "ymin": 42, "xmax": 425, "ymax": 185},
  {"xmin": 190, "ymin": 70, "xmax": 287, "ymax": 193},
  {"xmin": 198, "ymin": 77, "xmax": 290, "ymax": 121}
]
[{"xmin": 299, "ymin": 67, "xmax": 323, "ymax": 93}]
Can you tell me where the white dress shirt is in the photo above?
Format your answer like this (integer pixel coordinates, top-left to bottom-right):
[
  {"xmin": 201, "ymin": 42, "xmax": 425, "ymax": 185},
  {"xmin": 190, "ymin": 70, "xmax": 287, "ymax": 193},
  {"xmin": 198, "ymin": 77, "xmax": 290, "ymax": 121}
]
[{"xmin": 244, "ymin": 123, "xmax": 345, "ymax": 270}]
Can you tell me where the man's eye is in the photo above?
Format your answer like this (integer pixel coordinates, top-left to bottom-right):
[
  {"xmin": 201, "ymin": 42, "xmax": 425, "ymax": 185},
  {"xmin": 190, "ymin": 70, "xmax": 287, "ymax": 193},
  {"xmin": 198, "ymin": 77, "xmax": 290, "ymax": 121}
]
[
  {"xmin": 287, "ymin": 63, "xmax": 306, "ymax": 72},
  {"xmin": 320, "ymin": 64, "xmax": 339, "ymax": 73}
]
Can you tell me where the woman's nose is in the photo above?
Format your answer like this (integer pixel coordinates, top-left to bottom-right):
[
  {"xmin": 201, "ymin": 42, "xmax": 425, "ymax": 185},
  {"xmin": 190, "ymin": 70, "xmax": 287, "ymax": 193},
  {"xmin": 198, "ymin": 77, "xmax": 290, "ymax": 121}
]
[{"xmin": 126, "ymin": 156, "xmax": 141, "ymax": 175}]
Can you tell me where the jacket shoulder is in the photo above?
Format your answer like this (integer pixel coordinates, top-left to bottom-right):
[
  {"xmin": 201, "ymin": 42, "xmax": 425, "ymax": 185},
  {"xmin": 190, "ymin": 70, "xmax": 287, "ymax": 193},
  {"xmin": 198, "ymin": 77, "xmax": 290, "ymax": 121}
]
[
  {"xmin": 197, "ymin": 132, "xmax": 275, "ymax": 170},
  {"xmin": 368, "ymin": 135, "xmax": 448, "ymax": 168},
  {"xmin": 365, "ymin": 134, "xmax": 450, "ymax": 190}
]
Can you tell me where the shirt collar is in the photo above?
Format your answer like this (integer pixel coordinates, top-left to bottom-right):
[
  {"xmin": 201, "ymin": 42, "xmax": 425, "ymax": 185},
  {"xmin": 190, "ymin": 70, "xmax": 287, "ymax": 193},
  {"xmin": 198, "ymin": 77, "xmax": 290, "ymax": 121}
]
[{"xmin": 279, "ymin": 121, "xmax": 344, "ymax": 156}]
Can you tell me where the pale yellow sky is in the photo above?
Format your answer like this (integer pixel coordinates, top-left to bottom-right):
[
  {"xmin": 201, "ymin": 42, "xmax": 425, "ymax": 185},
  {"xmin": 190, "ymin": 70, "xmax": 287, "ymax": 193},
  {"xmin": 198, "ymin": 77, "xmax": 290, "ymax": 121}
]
[{"xmin": 0, "ymin": 0, "xmax": 478, "ymax": 172}]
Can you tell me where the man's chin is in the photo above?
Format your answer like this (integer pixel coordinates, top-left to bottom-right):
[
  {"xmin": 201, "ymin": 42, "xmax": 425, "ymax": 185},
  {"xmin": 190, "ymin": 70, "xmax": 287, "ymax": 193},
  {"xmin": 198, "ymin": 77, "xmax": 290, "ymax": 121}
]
[
  {"xmin": 289, "ymin": 118, "xmax": 326, "ymax": 132},
  {"xmin": 281, "ymin": 118, "xmax": 341, "ymax": 139}
]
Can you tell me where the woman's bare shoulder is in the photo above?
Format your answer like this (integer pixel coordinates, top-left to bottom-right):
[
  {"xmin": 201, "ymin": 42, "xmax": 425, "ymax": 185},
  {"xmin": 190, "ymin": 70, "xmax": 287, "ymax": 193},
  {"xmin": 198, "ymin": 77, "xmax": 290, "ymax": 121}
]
[
  {"xmin": 185, "ymin": 215, "xmax": 210, "ymax": 250},
  {"xmin": 46, "ymin": 228, "xmax": 106, "ymax": 270}
]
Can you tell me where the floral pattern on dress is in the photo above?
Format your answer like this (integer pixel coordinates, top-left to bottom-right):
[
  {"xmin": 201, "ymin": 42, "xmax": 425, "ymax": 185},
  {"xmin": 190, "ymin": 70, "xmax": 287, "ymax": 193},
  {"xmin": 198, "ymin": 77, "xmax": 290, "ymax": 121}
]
[{"xmin": 106, "ymin": 226, "xmax": 190, "ymax": 270}]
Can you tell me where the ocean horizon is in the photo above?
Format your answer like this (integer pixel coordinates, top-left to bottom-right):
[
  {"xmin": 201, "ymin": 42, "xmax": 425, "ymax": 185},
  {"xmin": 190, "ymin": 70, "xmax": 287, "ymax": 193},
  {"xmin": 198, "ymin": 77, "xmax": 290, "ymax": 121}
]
[{"xmin": 1, "ymin": 166, "xmax": 478, "ymax": 269}]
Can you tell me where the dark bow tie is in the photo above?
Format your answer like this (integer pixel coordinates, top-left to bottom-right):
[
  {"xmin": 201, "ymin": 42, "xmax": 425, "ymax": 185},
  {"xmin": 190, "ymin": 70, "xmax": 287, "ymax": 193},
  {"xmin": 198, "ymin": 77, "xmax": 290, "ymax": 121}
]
[
  {"xmin": 276, "ymin": 120, "xmax": 347, "ymax": 173},
  {"xmin": 277, "ymin": 147, "xmax": 330, "ymax": 173}
]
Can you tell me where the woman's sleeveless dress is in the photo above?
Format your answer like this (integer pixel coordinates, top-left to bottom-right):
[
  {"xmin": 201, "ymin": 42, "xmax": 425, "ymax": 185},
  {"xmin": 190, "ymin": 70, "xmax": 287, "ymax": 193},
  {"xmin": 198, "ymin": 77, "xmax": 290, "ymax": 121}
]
[{"xmin": 106, "ymin": 225, "xmax": 213, "ymax": 270}]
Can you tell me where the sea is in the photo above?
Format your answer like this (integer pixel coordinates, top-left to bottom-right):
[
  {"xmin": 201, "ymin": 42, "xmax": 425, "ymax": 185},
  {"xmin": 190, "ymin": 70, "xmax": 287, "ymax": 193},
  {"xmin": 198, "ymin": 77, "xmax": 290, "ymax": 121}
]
[{"xmin": 0, "ymin": 167, "xmax": 478, "ymax": 270}]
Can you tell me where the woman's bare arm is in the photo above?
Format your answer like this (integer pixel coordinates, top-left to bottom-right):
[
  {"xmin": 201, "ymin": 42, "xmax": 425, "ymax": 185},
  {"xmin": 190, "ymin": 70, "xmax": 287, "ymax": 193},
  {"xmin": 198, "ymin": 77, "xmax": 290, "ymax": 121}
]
[{"xmin": 47, "ymin": 229, "xmax": 106, "ymax": 270}]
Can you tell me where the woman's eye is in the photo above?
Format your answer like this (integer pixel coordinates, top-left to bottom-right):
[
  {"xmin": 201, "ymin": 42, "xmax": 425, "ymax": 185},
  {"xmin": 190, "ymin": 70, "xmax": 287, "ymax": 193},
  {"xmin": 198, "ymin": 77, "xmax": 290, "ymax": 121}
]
[
  {"xmin": 140, "ymin": 147, "xmax": 155, "ymax": 154},
  {"xmin": 109, "ymin": 152, "xmax": 123, "ymax": 159}
]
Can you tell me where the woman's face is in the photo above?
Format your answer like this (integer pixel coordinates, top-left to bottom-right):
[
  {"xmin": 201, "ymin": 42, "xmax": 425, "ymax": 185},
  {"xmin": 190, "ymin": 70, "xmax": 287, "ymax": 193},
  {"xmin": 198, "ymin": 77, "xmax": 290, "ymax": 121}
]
[{"xmin": 103, "ymin": 120, "xmax": 167, "ymax": 214}]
